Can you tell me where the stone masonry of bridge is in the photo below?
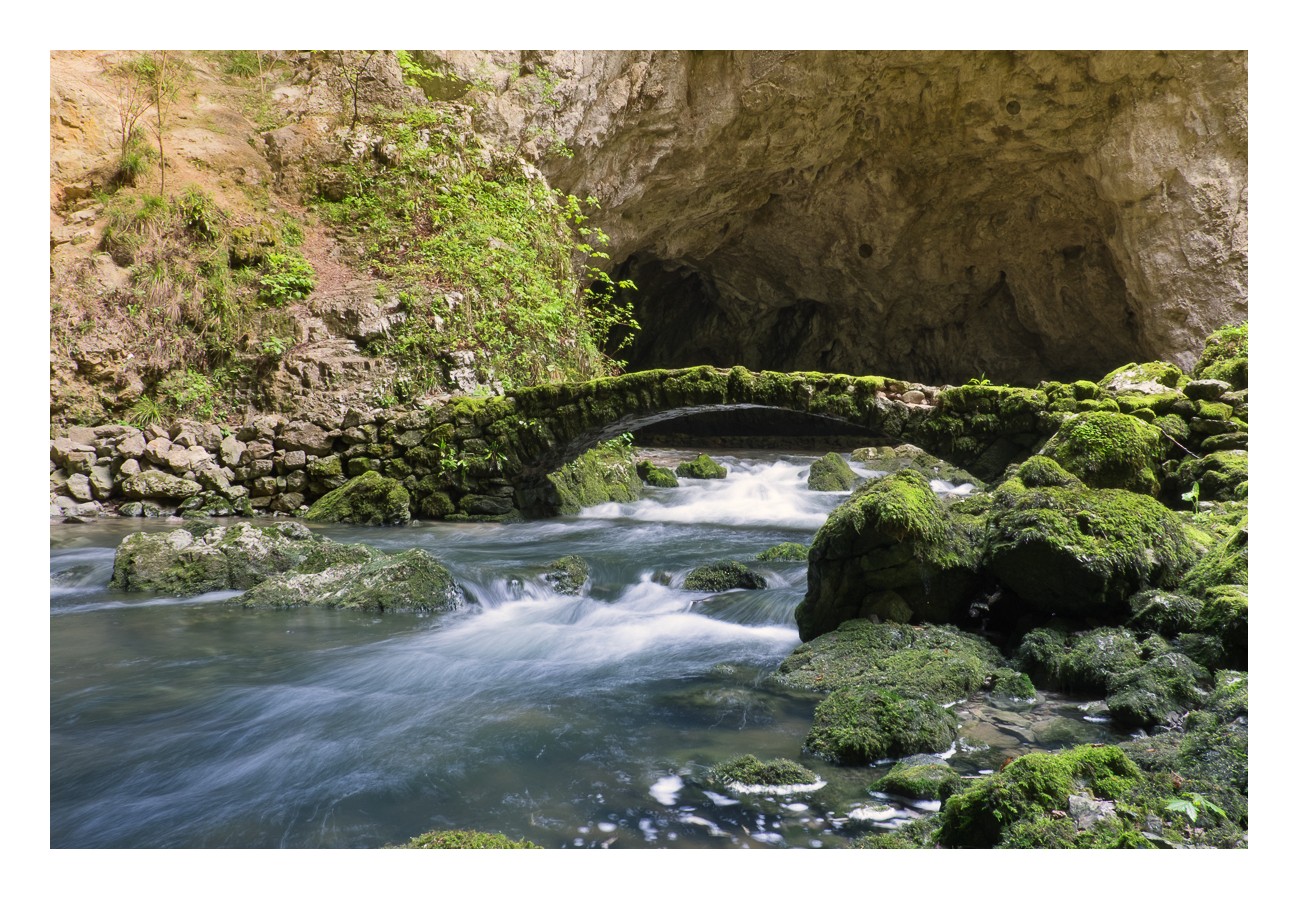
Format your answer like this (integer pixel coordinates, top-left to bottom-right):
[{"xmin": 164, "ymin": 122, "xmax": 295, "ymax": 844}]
[{"xmin": 52, "ymin": 363, "xmax": 1248, "ymax": 521}]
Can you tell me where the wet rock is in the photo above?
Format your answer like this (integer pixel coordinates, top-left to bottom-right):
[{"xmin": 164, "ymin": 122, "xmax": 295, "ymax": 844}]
[
  {"xmin": 542, "ymin": 555, "xmax": 589, "ymax": 595},
  {"xmin": 121, "ymin": 470, "xmax": 202, "ymax": 501},
  {"xmin": 234, "ymin": 547, "xmax": 463, "ymax": 613},
  {"xmin": 305, "ymin": 470, "xmax": 411, "ymax": 525},
  {"xmin": 806, "ymin": 452, "xmax": 857, "ymax": 491},
  {"xmin": 683, "ymin": 560, "xmax": 766, "ymax": 591},
  {"xmin": 675, "ymin": 453, "xmax": 727, "ymax": 480}
]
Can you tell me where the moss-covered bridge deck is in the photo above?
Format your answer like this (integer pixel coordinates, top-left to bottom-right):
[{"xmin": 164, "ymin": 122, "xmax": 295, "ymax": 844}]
[{"xmin": 425, "ymin": 366, "xmax": 1092, "ymax": 516}]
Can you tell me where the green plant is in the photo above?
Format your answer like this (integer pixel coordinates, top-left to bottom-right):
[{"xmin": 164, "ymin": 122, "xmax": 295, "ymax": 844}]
[
  {"xmin": 176, "ymin": 186, "xmax": 224, "ymax": 242},
  {"xmin": 966, "ymin": 374, "xmax": 993, "ymax": 387},
  {"xmin": 258, "ymin": 335, "xmax": 289, "ymax": 359},
  {"xmin": 128, "ymin": 394, "xmax": 163, "ymax": 429},
  {"xmin": 257, "ymin": 252, "xmax": 316, "ymax": 305},
  {"xmin": 1165, "ymin": 792, "xmax": 1226, "ymax": 824},
  {"xmin": 1182, "ymin": 480, "xmax": 1201, "ymax": 514}
]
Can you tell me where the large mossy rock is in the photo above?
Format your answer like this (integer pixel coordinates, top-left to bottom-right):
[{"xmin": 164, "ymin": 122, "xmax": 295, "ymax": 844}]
[
  {"xmin": 776, "ymin": 619, "xmax": 1003, "ymax": 700},
  {"xmin": 547, "ymin": 440, "xmax": 641, "ymax": 514},
  {"xmin": 120, "ymin": 470, "xmax": 203, "ymax": 502},
  {"xmin": 985, "ymin": 478, "xmax": 1196, "ymax": 617},
  {"xmin": 233, "ymin": 547, "xmax": 462, "ymax": 613},
  {"xmin": 635, "ymin": 460, "xmax": 679, "ymax": 488},
  {"xmin": 110, "ymin": 521, "xmax": 322, "ymax": 594},
  {"xmin": 1170, "ymin": 450, "xmax": 1248, "ymax": 503},
  {"xmin": 795, "ymin": 470, "xmax": 981, "ymax": 640},
  {"xmin": 936, "ymin": 745, "xmax": 1146, "ymax": 848},
  {"xmin": 683, "ymin": 560, "xmax": 766, "ymax": 591},
  {"xmin": 1040, "ymin": 411, "xmax": 1165, "ymax": 495},
  {"xmin": 541, "ymin": 555, "xmax": 590, "ymax": 595},
  {"xmin": 305, "ymin": 470, "xmax": 411, "ymax": 525},
  {"xmin": 806, "ymin": 452, "xmax": 857, "ymax": 491},
  {"xmin": 755, "ymin": 542, "xmax": 810, "ymax": 562},
  {"xmin": 804, "ymin": 688, "xmax": 958, "ymax": 764},
  {"xmin": 1179, "ymin": 515, "xmax": 1247, "ymax": 594}
]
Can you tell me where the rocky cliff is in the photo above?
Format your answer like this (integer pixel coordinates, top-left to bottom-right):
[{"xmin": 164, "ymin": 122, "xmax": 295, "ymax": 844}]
[{"xmin": 424, "ymin": 50, "xmax": 1247, "ymax": 384}]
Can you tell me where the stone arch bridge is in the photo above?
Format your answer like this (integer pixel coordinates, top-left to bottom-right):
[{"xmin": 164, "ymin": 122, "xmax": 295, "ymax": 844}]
[{"xmin": 418, "ymin": 366, "xmax": 1074, "ymax": 517}]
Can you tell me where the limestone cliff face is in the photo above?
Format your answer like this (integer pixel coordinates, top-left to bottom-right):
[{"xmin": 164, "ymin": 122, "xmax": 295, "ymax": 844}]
[{"xmin": 425, "ymin": 50, "xmax": 1247, "ymax": 384}]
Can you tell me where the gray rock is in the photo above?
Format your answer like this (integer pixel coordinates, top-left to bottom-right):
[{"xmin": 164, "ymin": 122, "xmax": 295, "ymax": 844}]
[
  {"xmin": 252, "ymin": 477, "xmax": 279, "ymax": 497},
  {"xmin": 143, "ymin": 437, "xmax": 173, "ymax": 465},
  {"xmin": 285, "ymin": 470, "xmax": 307, "ymax": 491},
  {"xmin": 1185, "ymin": 379, "xmax": 1231, "ymax": 401},
  {"xmin": 282, "ymin": 450, "xmax": 308, "ymax": 470},
  {"xmin": 196, "ymin": 465, "xmax": 232, "ymax": 494},
  {"xmin": 246, "ymin": 440, "xmax": 275, "ymax": 461},
  {"xmin": 115, "ymin": 458, "xmax": 141, "ymax": 480},
  {"xmin": 121, "ymin": 470, "xmax": 203, "ymax": 501},
  {"xmin": 278, "ymin": 422, "xmax": 334, "ymax": 456},
  {"xmin": 117, "ymin": 432, "xmax": 147, "ymax": 458},
  {"xmin": 219, "ymin": 435, "xmax": 247, "ymax": 466},
  {"xmin": 1068, "ymin": 794, "xmax": 1117, "ymax": 832},
  {"xmin": 89, "ymin": 463, "xmax": 115, "ymax": 499},
  {"xmin": 64, "ymin": 451, "xmax": 97, "ymax": 474},
  {"xmin": 66, "ymin": 473, "xmax": 94, "ymax": 502},
  {"xmin": 270, "ymin": 492, "xmax": 306, "ymax": 514},
  {"xmin": 234, "ymin": 547, "xmax": 463, "ymax": 613}
]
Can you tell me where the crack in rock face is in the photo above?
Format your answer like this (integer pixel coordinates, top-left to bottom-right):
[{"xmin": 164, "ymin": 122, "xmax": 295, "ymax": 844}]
[{"xmin": 430, "ymin": 50, "xmax": 1246, "ymax": 384}]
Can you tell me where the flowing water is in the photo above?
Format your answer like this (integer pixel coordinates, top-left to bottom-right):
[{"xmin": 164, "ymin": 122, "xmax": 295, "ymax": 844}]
[{"xmin": 50, "ymin": 452, "xmax": 1120, "ymax": 848}]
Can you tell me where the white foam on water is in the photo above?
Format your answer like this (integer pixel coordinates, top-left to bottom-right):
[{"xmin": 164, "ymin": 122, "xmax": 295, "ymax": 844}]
[
  {"xmin": 750, "ymin": 831, "xmax": 784, "ymax": 844},
  {"xmin": 681, "ymin": 815, "xmax": 727, "ymax": 837},
  {"xmin": 650, "ymin": 774, "xmax": 684, "ymax": 806},
  {"xmin": 784, "ymin": 802, "xmax": 809, "ymax": 813},
  {"xmin": 597, "ymin": 821, "xmax": 617, "ymax": 833},
  {"xmin": 702, "ymin": 790, "xmax": 740, "ymax": 807}
]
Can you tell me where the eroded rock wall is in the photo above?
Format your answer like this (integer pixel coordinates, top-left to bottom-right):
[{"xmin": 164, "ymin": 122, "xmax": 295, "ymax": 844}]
[{"xmin": 425, "ymin": 50, "xmax": 1247, "ymax": 384}]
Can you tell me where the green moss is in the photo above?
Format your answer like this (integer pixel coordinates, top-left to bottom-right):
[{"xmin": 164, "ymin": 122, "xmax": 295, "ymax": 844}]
[
  {"xmin": 1014, "ymin": 627, "xmax": 1142, "ymax": 693},
  {"xmin": 1100, "ymin": 361, "xmax": 1188, "ymax": 392},
  {"xmin": 986, "ymin": 481, "xmax": 1196, "ymax": 617},
  {"xmin": 853, "ymin": 815, "xmax": 941, "ymax": 848},
  {"xmin": 635, "ymin": 460, "xmax": 679, "ymax": 488},
  {"xmin": 305, "ymin": 470, "xmax": 411, "ymax": 525},
  {"xmin": 1179, "ymin": 515, "xmax": 1247, "ymax": 594},
  {"xmin": 1193, "ymin": 323, "xmax": 1247, "ymax": 388},
  {"xmin": 675, "ymin": 453, "xmax": 728, "ymax": 479},
  {"xmin": 1016, "ymin": 455, "xmax": 1082, "ymax": 489},
  {"xmin": 1041, "ymin": 412, "xmax": 1164, "ymax": 495},
  {"xmin": 873, "ymin": 756, "xmax": 963, "ymax": 800},
  {"xmin": 710, "ymin": 754, "xmax": 819, "ymax": 786},
  {"xmin": 988, "ymin": 667, "xmax": 1036, "ymax": 700},
  {"xmin": 755, "ymin": 542, "xmax": 811, "ymax": 562},
  {"xmin": 805, "ymin": 687, "xmax": 958, "ymax": 764},
  {"xmin": 1127, "ymin": 589, "xmax": 1204, "ymax": 637},
  {"xmin": 683, "ymin": 560, "xmax": 766, "ymax": 591},
  {"xmin": 807, "ymin": 452, "xmax": 857, "ymax": 491},
  {"xmin": 1106, "ymin": 650, "xmax": 1207, "ymax": 728},
  {"xmin": 547, "ymin": 438, "xmax": 641, "ymax": 515},
  {"xmin": 1194, "ymin": 585, "xmax": 1247, "ymax": 668},
  {"xmin": 1172, "ymin": 450, "xmax": 1248, "ymax": 503},
  {"xmin": 777, "ymin": 619, "xmax": 1003, "ymax": 701},
  {"xmin": 936, "ymin": 745, "xmax": 1143, "ymax": 848},
  {"xmin": 542, "ymin": 555, "xmax": 589, "ymax": 595},
  {"xmin": 401, "ymin": 830, "xmax": 541, "ymax": 849},
  {"xmin": 235, "ymin": 548, "xmax": 461, "ymax": 613}
]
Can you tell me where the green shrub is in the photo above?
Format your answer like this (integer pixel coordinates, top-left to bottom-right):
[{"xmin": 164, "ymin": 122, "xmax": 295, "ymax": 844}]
[{"xmin": 257, "ymin": 252, "xmax": 316, "ymax": 305}]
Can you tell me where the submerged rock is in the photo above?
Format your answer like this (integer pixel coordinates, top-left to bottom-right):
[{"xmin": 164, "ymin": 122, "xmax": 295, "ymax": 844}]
[
  {"xmin": 683, "ymin": 560, "xmax": 766, "ymax": 592},
  {"xmin": 710, "ymin": 754, "xmax": 819, "ymax": 788},
  {"xmin": 233, "ymin": 547, "xmax": 463, "ymax": 613},
  {"xmin": 754, "ymin": 541, "xmax": 810, "ymax": 562},
  {"xmin": 635, "ymin": 460, "xmax": 679, "ymax": 488},
  {"xmin": 305, "ymin": 470, "xmax": 411, "ymax": 525},
  {"xmin": 541, "ymin": 555, "xmax": 590, "ymax": 595},
  {"xmin": 804, "ymin": 688, "xmax": 958, "ymax": 764}
]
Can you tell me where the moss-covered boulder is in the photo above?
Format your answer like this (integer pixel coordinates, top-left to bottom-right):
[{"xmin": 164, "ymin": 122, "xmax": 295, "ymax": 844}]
[
  {"xmin": 109, "ymin": 521, "xmax": 320, "ymax": 594},
  {"xmin": 305, "ymin": 471, "xmax": 411, "ymax": 525},
  {"xmin": 635, "ymin": 460, "xmax": 679, "ymax": 488},
  {"xmin": 805, "ymin": 688, "xmax": 958, "ymax": 764},
  {"xmin": 1179, "ymin": 515, "xmax": 1247, "ymax": 594},
  {"xmin": 806, "ymin": 452, "xmax": 857, "ymax": 491},
  {"xmin": 1099, "ymin": 361, "xmax": 1188, "ymax": 395},
  {"xmin": 1194, "ymin": 585, "xmax": 1248, "ymax": 669},
  {"xmin": 683, "ymin": 560, "xmax": 766, "ymax": 591},
  {"xmin": 1127, "ymin": 589, "xmax": 1204, "ymax": 637},
  {"xmin": 937, "ymin": 745, "xmax": 1145, "ymax": 848},
  {"xmin": 120, "ymin": 470, "xmax": 203, "ymax": 502},
  {"xmin": 1106, "ymin": 650, "xmax": 1208, "ymax": 728},
  {"xmin": 850, "ymin": 443, "xmax": 982, "ymax": 487},
  {"xmin": 401, "ymin": 830, "xmax": 540, "ymax": 849},
  {"xmin": 1171, "ymin": 450, "xmax": 1248, "ymax": 503},
  {"xmin": 755, "ymin": 542, "xmax": 810, "ymax": 562},
  {"xmin": 1014, "ymin": 455, "xmax": 1082, "ymax": 489},
  {"xmin": 541, "ymin": 555, "xmax": 589, "ymax": 595},
  {"xmin": 988, "ymin": 667, "xmax": 1036, "ymax": 700},
  {"xmin": 776, "ymin": 619, "xmax": 1003, "ymax": 701},
  {"xmin": 232, "ymin": 547, "xmax": 462, "ymax": 613},
  {"xmin": 872, "ymin": 755, "xmax": 963, "ymax": 801},
  {"xmin": 710, "ymin": 754, "xmax": 819, "ymax": 788},
  {"xmin": 547, "ymin": 439, "xmax": 641, "ymax": 514},
  {"xmin": 796, "ymin": 470, "xmax": 982, "ymax": 639},
  {"xmin": 985, "ymin": 479, "xmax": 1196, "ymax": 617},
  {"xmin": 675, "ymin": 453, "xmax": 727, "ymax": 479},
  {"xmin": 1014, "ymin": 626, "xmax": 1143, "ymax": 694},
  {"xmin": 1193, "ymin": 322, "xmax": 1247, "ymax": 389},
  {"xmin": 1040, "ymin": 412, "xmax": 1165, "ymax": 495}
]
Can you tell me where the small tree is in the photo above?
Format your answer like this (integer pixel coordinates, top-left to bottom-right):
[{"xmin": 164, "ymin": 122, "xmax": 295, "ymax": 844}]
[
  {"xmin": 103, "ymin": 53, "xmax": 157, "ymax": 184},
  {"xmin": 341, "ymin": 50, "xmax": 378, "ymax": 131},
  {"xmin": 143, "ymin": 51, "xmax": 185, "ymax": 195}
]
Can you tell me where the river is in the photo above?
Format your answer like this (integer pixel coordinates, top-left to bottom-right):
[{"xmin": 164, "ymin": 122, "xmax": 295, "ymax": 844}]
[{"xmin": 50, "ymin": 451, "xmax": 1117, "ymax": 848}]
